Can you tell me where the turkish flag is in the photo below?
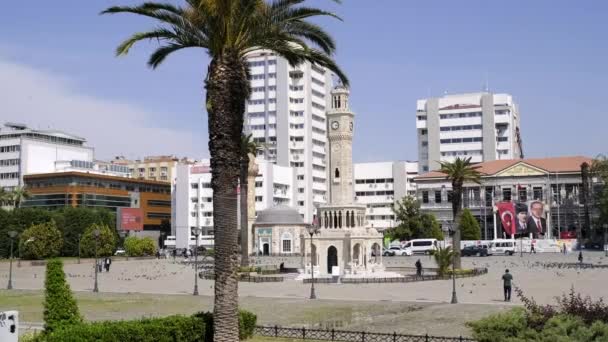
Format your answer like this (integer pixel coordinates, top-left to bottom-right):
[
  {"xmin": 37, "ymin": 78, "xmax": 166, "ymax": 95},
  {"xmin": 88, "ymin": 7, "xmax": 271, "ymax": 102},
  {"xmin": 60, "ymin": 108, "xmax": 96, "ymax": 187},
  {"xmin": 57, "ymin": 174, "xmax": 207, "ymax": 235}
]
[{"xmin": 497, "ymin": 202, "xmax": 516, "ymax": 235}]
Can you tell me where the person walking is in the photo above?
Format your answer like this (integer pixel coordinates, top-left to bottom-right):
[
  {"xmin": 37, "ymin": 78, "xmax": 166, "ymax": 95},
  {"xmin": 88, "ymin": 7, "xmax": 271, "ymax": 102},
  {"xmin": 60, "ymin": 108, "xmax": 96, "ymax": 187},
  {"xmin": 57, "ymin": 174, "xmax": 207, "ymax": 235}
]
[
  {"xmin": 530, "ymin": 242, "xmax": 536, "ymax": 254},
  {"xmin": 415, "ymin": 259, "xmax": 422, "ymax": 279},
  {"xmin": 578, "ymin": 251, "xmax": 584, "ymax": 264},
  {"xmin": 104, "ymin": 257, "xmax": 112, "ymax": 272},
  {"xmin": 502, "ymin": 269, "xmax": 513, "ymax": 302},
  {"xmin": 97, "ymin": 259, "xmax": 103, "ymax": 273}
]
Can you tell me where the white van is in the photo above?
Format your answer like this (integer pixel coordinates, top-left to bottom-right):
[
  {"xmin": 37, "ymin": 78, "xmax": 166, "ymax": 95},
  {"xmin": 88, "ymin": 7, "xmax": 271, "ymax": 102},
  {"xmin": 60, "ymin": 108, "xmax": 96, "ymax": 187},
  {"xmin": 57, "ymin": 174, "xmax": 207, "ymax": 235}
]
[
  {"xmin": 490, "ymin": 239, "xmax": 516, "ymax": 255},
  {"xmin": 402, "ymin": 239, "xmax": 438, "ymax": 255}
]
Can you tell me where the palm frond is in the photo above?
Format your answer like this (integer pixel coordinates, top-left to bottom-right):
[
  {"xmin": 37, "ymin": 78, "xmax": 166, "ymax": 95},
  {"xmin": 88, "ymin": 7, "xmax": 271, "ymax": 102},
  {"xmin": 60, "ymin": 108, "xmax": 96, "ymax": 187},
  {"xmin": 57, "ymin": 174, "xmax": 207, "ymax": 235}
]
[
  {"xmin": 148, "ymin": 43, "xmax": 195, "ymax": 68},
  {"xmin": 115, "ymin": 29, "xmax": 178, "ymax": 56}
]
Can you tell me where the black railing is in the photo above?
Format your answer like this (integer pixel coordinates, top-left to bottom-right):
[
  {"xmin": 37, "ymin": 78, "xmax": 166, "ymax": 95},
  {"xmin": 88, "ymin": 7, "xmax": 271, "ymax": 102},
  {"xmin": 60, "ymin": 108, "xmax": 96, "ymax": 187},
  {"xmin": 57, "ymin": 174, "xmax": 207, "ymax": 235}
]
[
  {"xmin": 303, "ymin": 268, "xmax": 488, "ymax": 284},
  {"xmin": 255, "ymin": 325, "xmax": 476, "ymax": 342}
]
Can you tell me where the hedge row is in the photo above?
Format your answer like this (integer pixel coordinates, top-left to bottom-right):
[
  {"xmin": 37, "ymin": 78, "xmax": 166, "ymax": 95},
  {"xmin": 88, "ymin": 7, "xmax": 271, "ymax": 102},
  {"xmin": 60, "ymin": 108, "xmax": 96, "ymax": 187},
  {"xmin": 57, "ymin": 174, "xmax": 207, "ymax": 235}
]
[
  {"xmin": 44, "ymin": 315, "xmax": 205, "ymax": 342},
  {"xmin": 43, "ymin": 259, "xmax": 82, "ymax": 333},
  {"xmin": 41, "ymin": 310, "xmax": 257, "ymax": 341}
]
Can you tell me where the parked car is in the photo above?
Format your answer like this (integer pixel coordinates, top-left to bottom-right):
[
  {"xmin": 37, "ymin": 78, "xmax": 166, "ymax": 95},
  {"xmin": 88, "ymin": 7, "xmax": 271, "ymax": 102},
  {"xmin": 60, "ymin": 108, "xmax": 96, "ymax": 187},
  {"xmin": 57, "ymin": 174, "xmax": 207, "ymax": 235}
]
[
  {"xmin": 380, "ymin": 248, "xmax": 395, "ymax": 257},
  {"xmin": 461, "ymin": 244, "xmax": 491, "ymax": 257},
  {"xmin": 389, "ymin": 246, "xmax": 413, "ymax": 256},
  {"xmin": 402, "ymin": 239, "xmax": 438, "ymax": 255},
  {"xmin": 490, "ymin": 239, "xmax": 516, "ymax": 255}
]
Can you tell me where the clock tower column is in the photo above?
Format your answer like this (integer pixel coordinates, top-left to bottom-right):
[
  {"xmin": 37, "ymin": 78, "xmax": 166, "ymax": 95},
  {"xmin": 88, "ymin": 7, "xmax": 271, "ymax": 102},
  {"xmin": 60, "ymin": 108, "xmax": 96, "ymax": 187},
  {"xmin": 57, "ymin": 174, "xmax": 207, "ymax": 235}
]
[{"xmin": 327, "ymin": 86, "xmax": 355, "ymax": 205}]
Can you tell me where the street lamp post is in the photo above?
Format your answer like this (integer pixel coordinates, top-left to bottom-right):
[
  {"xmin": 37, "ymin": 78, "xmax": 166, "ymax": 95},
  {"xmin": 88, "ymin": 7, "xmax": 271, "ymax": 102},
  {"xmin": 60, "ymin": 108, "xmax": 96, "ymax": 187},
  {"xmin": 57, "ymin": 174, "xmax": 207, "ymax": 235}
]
[
  {"xmin": 306, "ymin": 224, "xmax": 319, "ymax": 300},
  {"xmin": 193, "ymin": 227, "xmax": 201, "ymax": 296},
  {"xmin": 93, "ymin": 229, "xmax": 100, "ymax": 293},
  {"xmin": 444, "ymin": 221, "xmax": 457, "ymax": 304},
  {"xmin": 7, "ymin": 231, "xmax": 17, "ymax": 290}
]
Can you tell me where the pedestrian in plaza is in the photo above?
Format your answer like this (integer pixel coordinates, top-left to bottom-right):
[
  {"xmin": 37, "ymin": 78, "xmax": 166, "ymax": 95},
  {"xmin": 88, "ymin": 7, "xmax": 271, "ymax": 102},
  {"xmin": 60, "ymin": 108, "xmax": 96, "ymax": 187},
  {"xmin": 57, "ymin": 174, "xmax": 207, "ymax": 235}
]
[
  {"xmin": 415, "ymin": 259, "xmax": 422, "ymax": 279},
  {"xmin": 530, "ymin": 242, "xmax": 536, "ymax": 254},
  {"xmin": 97, "ymin": 259, "xmax": 103, "ymax": 273},
  {"xmin": 563, "ymin": 244, "xmax": 567, "ymax": 254},
  {"xmin": 502, "ymin": 269, "xmax": 513, "ymax": 302},
  {"xmin": 578, "ymin": 251, "xmax": 584, "ymax": 264},
  {"xmin": 104, "ymin": 257, "xmax": 112, "ymax": 272}
]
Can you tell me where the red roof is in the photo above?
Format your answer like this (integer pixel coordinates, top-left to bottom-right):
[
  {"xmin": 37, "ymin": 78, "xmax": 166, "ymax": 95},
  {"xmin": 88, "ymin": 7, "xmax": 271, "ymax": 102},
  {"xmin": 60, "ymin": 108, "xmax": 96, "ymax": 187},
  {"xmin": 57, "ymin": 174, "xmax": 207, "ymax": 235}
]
[{"xmin": 416, "ymin": 156, "xmax": 592, "ymax": 180}]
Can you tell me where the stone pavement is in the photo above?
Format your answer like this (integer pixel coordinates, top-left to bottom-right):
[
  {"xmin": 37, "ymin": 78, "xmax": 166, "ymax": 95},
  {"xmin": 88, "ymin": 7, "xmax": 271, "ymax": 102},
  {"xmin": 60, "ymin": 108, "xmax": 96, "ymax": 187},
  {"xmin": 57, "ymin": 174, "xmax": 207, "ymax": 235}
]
[{"xmin": 1, "ymin": 252, "xmax": 606, "ymax": 305}]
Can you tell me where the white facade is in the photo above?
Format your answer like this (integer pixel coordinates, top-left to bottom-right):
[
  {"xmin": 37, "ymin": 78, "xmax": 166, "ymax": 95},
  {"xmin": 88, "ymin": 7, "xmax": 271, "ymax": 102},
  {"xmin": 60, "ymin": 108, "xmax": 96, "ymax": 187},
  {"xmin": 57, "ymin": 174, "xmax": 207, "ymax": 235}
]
[
  {"xmin": 244, "ymin": 51, "xmax": 333, "ymax": 223},
  {"xmin": 172, "ymin": 159, "xmax": 297, "ymax": 249},
  {"xmin": 416, "ymin": 92, "xmax": 523, "ymax": 173},
  {"xmin": 0, "ymin": 123, "xmax": 94, "ymax": 190},
  {"xmin": 354, "ymin": 161, "xmax": 418, "ymax": 231},
  {"xmin": 53, "ymin": 160, "xmax": 131, "ymax": 178}
]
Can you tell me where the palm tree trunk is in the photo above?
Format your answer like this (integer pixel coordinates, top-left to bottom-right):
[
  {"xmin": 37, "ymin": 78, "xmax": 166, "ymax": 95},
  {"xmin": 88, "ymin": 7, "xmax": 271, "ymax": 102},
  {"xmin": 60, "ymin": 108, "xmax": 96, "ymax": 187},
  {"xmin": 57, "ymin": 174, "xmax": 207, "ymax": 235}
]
[
  {"xmin": 240, "ymin": 158, "xmax": 249, "ymax": 267},
  {"xmin": 452, "ymin": 183, "xmax": 462, "ymax": 269},
  {"xmin": 206, "ymin": 55, "xmax": 249, "ymax": 342}
]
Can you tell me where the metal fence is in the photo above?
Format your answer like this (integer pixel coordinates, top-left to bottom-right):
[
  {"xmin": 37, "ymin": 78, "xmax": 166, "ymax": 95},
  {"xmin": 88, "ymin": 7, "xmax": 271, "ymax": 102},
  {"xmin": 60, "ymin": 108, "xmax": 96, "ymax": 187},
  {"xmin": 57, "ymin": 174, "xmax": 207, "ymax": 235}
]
[{"xmin": 255, "ymin": 326, "xmax": 476, "ymax": 342}]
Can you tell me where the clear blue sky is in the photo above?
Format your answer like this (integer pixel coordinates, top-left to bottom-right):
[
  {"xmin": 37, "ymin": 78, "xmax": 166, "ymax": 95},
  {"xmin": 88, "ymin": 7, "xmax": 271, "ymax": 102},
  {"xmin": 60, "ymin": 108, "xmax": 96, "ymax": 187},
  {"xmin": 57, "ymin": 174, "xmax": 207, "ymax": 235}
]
[{"xmin": 0, "ymin": 1, "xmax": 606, "ymax": 161}]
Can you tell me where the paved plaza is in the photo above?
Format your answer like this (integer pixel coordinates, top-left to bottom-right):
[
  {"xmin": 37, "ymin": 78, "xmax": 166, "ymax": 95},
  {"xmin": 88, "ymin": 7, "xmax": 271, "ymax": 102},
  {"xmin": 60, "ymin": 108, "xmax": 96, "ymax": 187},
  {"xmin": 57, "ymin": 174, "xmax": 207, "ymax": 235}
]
[{"xmin": 1, "ymin": 252, "xmax": 607, "ymax": 336}]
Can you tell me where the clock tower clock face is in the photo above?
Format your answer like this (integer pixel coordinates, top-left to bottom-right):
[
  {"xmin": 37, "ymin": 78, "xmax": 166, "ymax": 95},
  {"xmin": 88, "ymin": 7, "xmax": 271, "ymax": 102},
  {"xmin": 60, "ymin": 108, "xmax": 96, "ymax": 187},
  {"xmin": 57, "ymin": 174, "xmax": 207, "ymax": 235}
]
[{"xmin": 331, "ymin": 121, "xmax": 339, "ymax": 130}]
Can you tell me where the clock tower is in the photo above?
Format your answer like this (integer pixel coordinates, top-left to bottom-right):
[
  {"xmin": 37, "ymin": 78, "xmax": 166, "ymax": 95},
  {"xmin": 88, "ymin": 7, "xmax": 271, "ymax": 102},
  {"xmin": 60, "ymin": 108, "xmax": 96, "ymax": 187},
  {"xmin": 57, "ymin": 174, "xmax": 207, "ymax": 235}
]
[{"xmin": 327, "ymin": 86, "xmax": 355, "ymax": 205}]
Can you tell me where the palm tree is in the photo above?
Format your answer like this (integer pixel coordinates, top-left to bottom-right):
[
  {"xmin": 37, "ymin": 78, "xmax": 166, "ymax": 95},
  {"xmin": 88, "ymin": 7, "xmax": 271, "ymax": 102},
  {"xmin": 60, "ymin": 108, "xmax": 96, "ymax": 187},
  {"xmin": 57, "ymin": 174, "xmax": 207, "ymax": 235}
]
[
  {"xmin": 101, "ymin": 1, "xmax": 348, "ymax": 339},
  {"xmin": 240, "ymin": 133, "xmax": 259, "ymax": 267},
  {"xmin": 438, "ymin": 157, "xmax": 481, "ymax": 269},
  {"xmin": 433, "ymin": 246, "xmax": 454, "ymax": 277},
  {"xmin": 10, "ymin": 186, "xmax": 30, "ymax": 209}
]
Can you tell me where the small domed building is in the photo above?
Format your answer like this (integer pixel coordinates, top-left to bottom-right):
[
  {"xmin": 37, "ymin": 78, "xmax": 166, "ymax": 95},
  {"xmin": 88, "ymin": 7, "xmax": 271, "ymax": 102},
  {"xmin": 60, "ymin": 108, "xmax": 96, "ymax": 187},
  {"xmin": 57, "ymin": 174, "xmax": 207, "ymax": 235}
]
[{"xmin": 252, "ymin": 205, "xmax": 308, "ymax": 256}]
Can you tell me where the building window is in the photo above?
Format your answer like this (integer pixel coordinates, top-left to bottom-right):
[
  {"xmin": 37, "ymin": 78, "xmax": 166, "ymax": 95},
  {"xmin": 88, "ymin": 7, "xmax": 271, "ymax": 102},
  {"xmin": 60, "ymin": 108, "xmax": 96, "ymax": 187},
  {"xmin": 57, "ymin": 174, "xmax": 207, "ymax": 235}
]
[
  {"xmin": 191, "ymin": 183, "xmax": 199, "ymax": 189},
  {"xmin": 447, "ymin": 191, "xmax": 453, "ymax": 203},
  {"xmin": 255, "ymin": 196, "xmax": 263, "ymax": 202},
  {"xmin": 298, "ymin": 188, "xmax": 304, "ymax": 193},
  {"xmin": 518, "ymin": 188, "xmax": 527, "ymax": 202},
  {"xmin": 434, "ymin": 191, "xmax": 442, "ymax": 203},
  {"xmin": 502, "ymin": 188, "xmax": 512, "ymax": 201},
  {"xmin": 335, "ymin": 168, "xmax": 340, "ymax": 178},
  {"xmin": 281, "ymin": 232, "xmax": 293, "ymax": 253},
  {"xmin": 298, "ymin": 201, "xmax": 304, "ymax": 206},
  {"xmin": 297, "ymin": 175, "xmax": 304, "ymax": 180},
  {"xmin": 422, "ymin": 191, "xmax": 429, "ymax": 204},
  {"xmin": 533, "ymin": 187, "xmax": 543, "ymax": 201}
]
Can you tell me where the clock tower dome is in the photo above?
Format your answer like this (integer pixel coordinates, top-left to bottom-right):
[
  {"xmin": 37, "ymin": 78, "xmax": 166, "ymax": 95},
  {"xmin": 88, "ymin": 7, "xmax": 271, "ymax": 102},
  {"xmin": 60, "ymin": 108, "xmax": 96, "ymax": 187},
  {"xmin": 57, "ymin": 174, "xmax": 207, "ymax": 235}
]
[{"xmin": 327, "ymin": 86, "xmax": 355, "ymax": 205}]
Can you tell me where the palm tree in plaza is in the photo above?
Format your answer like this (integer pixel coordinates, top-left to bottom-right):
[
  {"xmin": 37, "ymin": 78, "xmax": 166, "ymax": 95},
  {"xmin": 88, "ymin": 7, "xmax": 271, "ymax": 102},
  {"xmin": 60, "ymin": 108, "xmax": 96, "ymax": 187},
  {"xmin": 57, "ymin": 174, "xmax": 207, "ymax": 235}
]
[
  {"xmin": 101, "ymin": 1, "xmax": 348, "ymax": 339},
  {"xmin": 438, "ymin": 157, "xmax": 481, "ymax": 269},
  {"xmin": 240, "ymin": 133, "xmax": 259, "ymax": 267},
  {"xmin": 10, "ymin": 186, "xmax": 30, "ymax": 209}
]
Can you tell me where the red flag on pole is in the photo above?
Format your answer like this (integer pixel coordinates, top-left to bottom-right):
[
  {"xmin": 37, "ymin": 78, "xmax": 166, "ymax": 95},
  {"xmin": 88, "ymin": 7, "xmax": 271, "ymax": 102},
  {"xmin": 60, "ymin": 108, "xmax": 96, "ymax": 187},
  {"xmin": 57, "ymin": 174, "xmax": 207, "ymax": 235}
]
[{"xmin": 497, "ymin": 201, "xmax": 516, "ymax": 235}]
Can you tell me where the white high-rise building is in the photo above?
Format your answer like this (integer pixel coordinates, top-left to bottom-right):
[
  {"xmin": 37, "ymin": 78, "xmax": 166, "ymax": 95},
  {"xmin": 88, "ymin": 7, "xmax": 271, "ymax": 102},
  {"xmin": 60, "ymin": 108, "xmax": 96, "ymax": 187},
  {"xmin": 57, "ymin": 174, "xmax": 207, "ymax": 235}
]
[
  {"xmin": 172, "ymin": 159, "xmax": 297, "ymax": 249},
  {"xmin": 354, "ymin": 161, "xmax": 418, "ymax": 232},
  {"xmin": 0, "ymin": 123, "xmax": 94, "ymax": 190},
  {"xmin": 416, "ymin": 92, "xmax": 523, "ymax": 173},
  {"xmin": 244, "ymin": 51, "xmax": 333, "ymax": 222}
]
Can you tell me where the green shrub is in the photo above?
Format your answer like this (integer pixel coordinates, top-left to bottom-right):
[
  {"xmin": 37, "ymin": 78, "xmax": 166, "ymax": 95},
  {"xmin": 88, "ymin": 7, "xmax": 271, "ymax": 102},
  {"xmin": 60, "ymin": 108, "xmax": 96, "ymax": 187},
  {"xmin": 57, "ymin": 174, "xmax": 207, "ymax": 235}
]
[
  {"xmin": 124, "ymin": 236, "xmax": 156, "ymax": 257},
  {"xmin": 45, "ymin": 315, "xmax": 205, "ymax": 342},
  {"xmin": 20, "ymin": 221, "xmax": 63, "ymax": 260},
  {"xmin": 195, "ymin": 310, "xmax": 257, "ymax": 340},
  {"xmin": 43, "ymin": 259, "xmax": 82, "ymax": 334},
  {"xmin": 80, "ymin": 224, "xmax": 116, "ymax": 258},
  {"xmin": 459, "ymin": 208, "xmax": 481, "ymax": 241},
  {"xmin": 432, "ymin": 246, "xmax": 454, "ymax": 277}
]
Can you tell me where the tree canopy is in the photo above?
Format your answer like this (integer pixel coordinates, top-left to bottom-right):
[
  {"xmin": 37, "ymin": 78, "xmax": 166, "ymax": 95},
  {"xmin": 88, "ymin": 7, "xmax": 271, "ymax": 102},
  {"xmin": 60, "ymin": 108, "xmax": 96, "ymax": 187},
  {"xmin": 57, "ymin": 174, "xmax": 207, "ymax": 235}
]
[
  {"xmin": 389, "ymin": 196, "xmax": 443, "ymax": 241},
  {"xmin": 459, "ymin": 208, "xmax": 481, "ymax": 241}
]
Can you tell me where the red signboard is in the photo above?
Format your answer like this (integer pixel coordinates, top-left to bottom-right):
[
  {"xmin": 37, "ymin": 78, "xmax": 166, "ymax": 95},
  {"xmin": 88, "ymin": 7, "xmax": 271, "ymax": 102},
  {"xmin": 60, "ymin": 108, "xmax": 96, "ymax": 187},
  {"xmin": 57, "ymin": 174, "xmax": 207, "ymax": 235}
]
[
  {"xmin": 191, "ymin": 166, "xmax": 210, "ymax": 174},
  {"xmin": 118, "ymin": 208, "xmax": 144, "ymax": 231},
  {"xmin": 497, "ymin": 202, "xmax": 516, "ymax": 236}
]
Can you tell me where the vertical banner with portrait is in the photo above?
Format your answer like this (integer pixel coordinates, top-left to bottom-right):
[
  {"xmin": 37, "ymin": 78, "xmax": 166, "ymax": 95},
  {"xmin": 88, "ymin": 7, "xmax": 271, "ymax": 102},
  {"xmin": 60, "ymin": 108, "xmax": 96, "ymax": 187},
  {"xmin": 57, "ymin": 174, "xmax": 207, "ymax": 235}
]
[
  {"xmin": 526, "ymin": 200, "xmax": 547, "ymax": 238},
  {"xmin": 497, "ymin": 202, "xmax": 516, "ymax": 236}
]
